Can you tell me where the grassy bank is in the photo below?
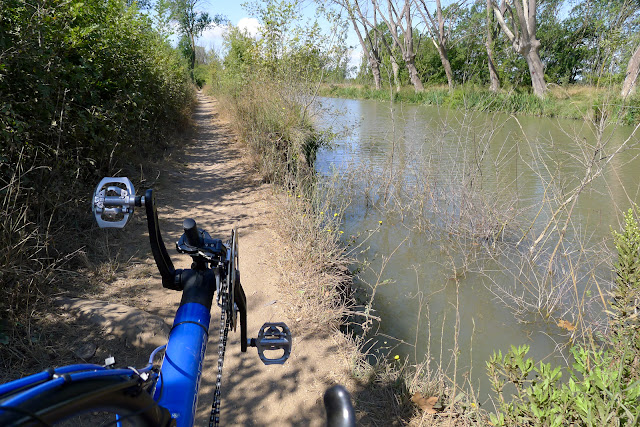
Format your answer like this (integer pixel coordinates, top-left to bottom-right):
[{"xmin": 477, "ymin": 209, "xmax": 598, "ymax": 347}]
[
  {"xmin": 211, "ymin": 67, "xmax": 640, "ymax": 423},
  {"xmin": 207, "ymin": 76, "xmax": 487, "ymax": 424},
  {"xmin": 0, "ymin": 0, "xmax": 194, "ymax": 367},
  {"xmin": 319, "ymin": 83, "xmax": 640, "ymax": 125}
]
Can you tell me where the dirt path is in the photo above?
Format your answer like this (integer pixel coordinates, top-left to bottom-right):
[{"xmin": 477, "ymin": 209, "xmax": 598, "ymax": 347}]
[{"xmin": 103, "ymin": 92, "xmax": 354, "ymax": 426}]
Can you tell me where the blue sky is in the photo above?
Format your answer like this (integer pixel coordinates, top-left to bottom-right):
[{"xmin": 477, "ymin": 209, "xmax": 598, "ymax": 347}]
[{"xmin": 197, "ymin": 2, "xmax": 258, "ymax": 51}]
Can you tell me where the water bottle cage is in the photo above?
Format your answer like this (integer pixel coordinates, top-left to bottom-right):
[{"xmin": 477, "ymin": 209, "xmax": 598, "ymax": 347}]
[{"xmin": 249, "ymin": 323, "xmax": 292, "ymax": 365}]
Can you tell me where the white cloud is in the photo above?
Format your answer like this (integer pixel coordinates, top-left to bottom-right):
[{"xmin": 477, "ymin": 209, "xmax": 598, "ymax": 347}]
[
  {"xmin": 237, "ymin": 17, "xmax": 260, "ymax": 37},
  {"xmin": 196, "ymin": 17, "xmax": 260, "ymax": 49},
  {"xmin": 198, "ymin": 25, "xmax": 226, "ymax": 49},
  {"xmin": 348, "ymin": 47, "xmax": 363, "ymax": 75}
]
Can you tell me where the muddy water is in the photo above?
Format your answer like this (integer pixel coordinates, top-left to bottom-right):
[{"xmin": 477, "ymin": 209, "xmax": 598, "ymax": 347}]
[{"xmin": 313, "ymin": 97, "xmax": 640, "ymax": 395}]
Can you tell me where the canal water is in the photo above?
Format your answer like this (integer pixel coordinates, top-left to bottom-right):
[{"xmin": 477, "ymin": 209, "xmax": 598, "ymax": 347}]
[{"xmin": 313, "ymin": 96, "xmax": 640, "ymax": 394}]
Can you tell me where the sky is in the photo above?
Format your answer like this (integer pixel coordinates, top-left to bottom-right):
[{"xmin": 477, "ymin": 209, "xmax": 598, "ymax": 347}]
[
  {"xmin": 197, "ymin": 2, "xmax": 260, "ymax": 51},
  {"xmin": 194, "ymin": 1, "xmax": 364, "ymax": 70}
]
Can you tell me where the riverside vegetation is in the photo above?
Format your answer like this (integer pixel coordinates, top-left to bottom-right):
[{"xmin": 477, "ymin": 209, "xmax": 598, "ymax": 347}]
[
  {"xmin": 323, "ymin": 0, "xmax": 640, "ymax": 125},
  {"xmin": 319, "ymin": 83, "xmax": 640, "ymax": 126},
  {"xmin": 1, "ymin": 0, "xmax": 194, "ymax": 372},
  {"xmin": 205, "ymin": 2, "xmax": 640, "ymax": 425},
  {"xmin": 4, "ymin": 0, "xmax": 640, "ymax": 425}
]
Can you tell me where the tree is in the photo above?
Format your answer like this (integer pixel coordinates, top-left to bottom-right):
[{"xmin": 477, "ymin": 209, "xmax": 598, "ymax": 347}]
[
  {"xmin": 486, "ymin": 0, "xmax": 500, "ymax": 91},
  {"xmin": 372, "ymin": 0, "xmax": 424, "ymax": 92},
  {"xmin": 415, "ymin": 0, "xmax": 467, "ymax": 90},
  {"xmin": 335, "ymin": 0, "xmax": 384, "ymax": 89},
  {"xmin": 169, "ymin": 0, "xmax": 225, "ymax": 73},
  {"xmin": 559, "ymin": 0, "xmax": 640, "ymax": 85},
  {"xmin": 622, "ymin": 43, "xmax": 640, "ymax": 97},
  {"xmin": 489, "ymin": 0, "xmax": 546, "ymax": 97}
]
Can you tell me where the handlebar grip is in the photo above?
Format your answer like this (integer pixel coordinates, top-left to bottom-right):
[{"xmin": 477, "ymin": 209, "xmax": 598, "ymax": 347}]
[
  {"xmin": 324, "ymin": 385, "xmax": 356, "ymax": 427},
  {"xmin": 183, "ymin": 218, "xmax": 203, "ymax": 247}
]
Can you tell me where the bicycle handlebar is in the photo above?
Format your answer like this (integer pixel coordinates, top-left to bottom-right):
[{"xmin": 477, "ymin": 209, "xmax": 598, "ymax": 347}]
[{"xmin": 324, "ymin": 385, "xmax": 356, "ymax": 427}]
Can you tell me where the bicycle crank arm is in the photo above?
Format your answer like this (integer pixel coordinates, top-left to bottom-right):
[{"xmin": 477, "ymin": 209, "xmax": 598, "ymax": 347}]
[
  {"xmin": 248, "ymin": 322, "xmax": 292, "ymax": 365},
  {"xmin": 92, "ymin": 177, "xmax": 141, "ymax": 228}
]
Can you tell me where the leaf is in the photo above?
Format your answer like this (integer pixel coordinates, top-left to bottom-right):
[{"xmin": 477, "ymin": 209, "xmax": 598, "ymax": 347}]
[
  {"xmin": 411, "ymin": 392, "xmax": 439, "ymax": 414},
  {"xmin": 557, "ymin": 319, "xmax": 576, "ymax": 332}
]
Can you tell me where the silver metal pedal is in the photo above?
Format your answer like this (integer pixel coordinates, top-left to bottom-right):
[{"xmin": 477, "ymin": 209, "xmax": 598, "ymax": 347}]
[{"xmin": 92, "ymin": 177, "xmax": 139, "ymax": 228}]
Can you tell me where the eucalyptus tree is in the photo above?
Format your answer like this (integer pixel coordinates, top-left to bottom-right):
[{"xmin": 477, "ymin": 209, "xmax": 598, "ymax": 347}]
[
  {"xmin": 488, "ymin": 0, "xmax": 546, "ymax": 97},
  {"xmin": 372, "ymin": 0, "xmax": 424, "ymax": 91},
  {"xmin": 414, "ymin": 0, "xmax": 468, "ymax": 90}
]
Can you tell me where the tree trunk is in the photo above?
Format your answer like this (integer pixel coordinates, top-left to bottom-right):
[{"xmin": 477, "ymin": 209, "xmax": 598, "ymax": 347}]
[
  {"xmin": 405, "ymin": 57, "xmax": 424, "ymax": 92},
  {"xmin": 390, "ymin": 55, "xmax": 400, "ymax": 92},
  {"xmin": 491, "ymin": 0, "xmax": 546, "ymax": 98},
  {"xmin": 370, "ymin": 57, "xmax": 382, "ymax": 90},
  {"xmin": 436, "ymin": 43, "xmax": 454, "ymax": 90},
  {"xmin": 524, "ymin": 47, "xmax": 546, "ymax": 98},
  {"xmin": 622, "ymin": 42, "xmax": 640, "ymax": 98},
  {"xmin": 416, "ymin": 0, "xmax": 453, "ymax": 90},
  {"xmin": 372, "ymin": 0, "xmax": 424, "ymax": 93},
  {"xmin": 343, "ymin": 0, "xmax": 383, "ymax": 91},
  {"xmin": 486, "ymin": 0, "xmax": 500, "ymax": 92}
]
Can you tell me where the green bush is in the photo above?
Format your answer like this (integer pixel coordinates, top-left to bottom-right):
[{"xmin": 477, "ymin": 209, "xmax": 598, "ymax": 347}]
[
  {"xmin": 0, "ymin": 0, "xmax": 194, "ymax": 320},
  {"xmin": 1, "ymin": 0, "xmax": 193, "ymax": 185},
  {"xmin": 487, "ymin": 209, "xmax": 640, "ymax": 426},
  {"xmin": 487, "ymin": 344, "xmax": 640, "ymax": 426}
]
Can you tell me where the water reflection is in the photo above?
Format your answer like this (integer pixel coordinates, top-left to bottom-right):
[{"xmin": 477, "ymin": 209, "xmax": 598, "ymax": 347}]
[{"xmin": 313, "ymin": 96, "xmax": 640, "ymax": 395}]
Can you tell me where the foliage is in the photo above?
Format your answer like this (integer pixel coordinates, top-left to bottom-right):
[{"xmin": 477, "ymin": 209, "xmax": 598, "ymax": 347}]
[
  {"xmin": 212, "ymin": 1, "xmax": 332, "ymax": 184},
  {"xmin": 487, "ymin": 344, "xmax": 640, "ymax": 426},
  {"xmin": 348, "ymin": 0, "xmax": 640, "ymax": 95},
  {"xmin": 487, "ymin": 208, "xmax": 640, "ymax": 426},
  {"xmin": 165, "ymin": 0, "xmax": 226, "ymax": 74},
  {"xmin": 0, "ymin": 0, "xmax": 193, "ymax": 320},
  {"xmin": 610, "ymin": 208, "xmax": 640, "ymax": 350}
]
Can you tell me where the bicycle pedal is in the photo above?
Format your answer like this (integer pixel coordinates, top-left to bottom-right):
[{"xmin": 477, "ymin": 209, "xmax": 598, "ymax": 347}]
[
  {"xmin": 248, "ymin": 322, "xmax": 292, "ymax": 365},
  {"xmin": 93, "ymin": 177, "xmax": 138, "ymax": 228}
]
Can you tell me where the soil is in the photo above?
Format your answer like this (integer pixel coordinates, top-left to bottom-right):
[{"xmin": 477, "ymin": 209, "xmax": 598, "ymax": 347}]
[{"xmin": 55, "ymin": 92, "xmax": 356, "ymax": 426}]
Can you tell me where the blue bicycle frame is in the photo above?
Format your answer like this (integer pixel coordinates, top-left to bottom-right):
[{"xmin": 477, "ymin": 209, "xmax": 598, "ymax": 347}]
[{"xmin": 0, "ymin": 178, "xmax": 292, "ymax": 427}]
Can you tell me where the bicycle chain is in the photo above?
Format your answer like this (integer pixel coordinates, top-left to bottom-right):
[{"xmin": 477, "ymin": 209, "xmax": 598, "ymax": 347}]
[{"xmin": 209, "ymin": 271, "xmax": 231, "ymax": 427}]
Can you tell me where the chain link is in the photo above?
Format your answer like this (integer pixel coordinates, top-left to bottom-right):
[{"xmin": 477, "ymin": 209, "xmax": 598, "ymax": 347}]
[{"xmin": 209, "ymin": 271, "xmax": 231, "ymax": 427}]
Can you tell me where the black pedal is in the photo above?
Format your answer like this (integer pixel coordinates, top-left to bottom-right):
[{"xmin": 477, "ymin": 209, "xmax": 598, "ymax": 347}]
[{"xmin": 248, "ymin": 323, "xmax": 292, "ymax": 365}]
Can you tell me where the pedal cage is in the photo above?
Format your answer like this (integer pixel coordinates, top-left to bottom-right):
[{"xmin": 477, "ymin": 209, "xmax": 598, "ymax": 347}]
[
  {"xmin": 249, "ymin": 322, "xmax": 292, "ymax": 365},
  {"xmin": 92, "ymin": 177, "xmax": 138, "ymax": 228}
]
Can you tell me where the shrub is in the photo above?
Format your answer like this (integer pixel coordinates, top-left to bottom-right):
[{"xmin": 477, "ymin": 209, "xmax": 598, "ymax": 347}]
[
  {"xmin": 0, "ymin": 0, "xmax": 194, "ymax": 325},
  {"xmin": 486, "ymin": 208, "xmax": 640, "ymax": 426}
]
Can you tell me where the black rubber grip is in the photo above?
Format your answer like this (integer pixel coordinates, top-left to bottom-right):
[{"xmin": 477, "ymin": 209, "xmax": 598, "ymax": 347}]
[
  {"xmin": 324, "ymin": 385, "xmax": 356, "ymax": 427},
  {"xmin": 183, "ymin": 218, "xmax": 202, "ymax": 247}
]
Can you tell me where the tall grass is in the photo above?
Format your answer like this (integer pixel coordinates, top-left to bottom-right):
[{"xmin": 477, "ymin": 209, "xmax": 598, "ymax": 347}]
[{"xmin": 319, "ymin": 83, "xmax": 640, "ymax": 124}]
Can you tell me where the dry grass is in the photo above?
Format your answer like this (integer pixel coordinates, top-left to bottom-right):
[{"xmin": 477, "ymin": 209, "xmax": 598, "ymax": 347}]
[
  {"xmin": 271, "ymin": 182, "xmax": 352, "ymax": 331},
  {"xmin": 0, "ymin": 126, "xmax": 190, "ymax": 380}
]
